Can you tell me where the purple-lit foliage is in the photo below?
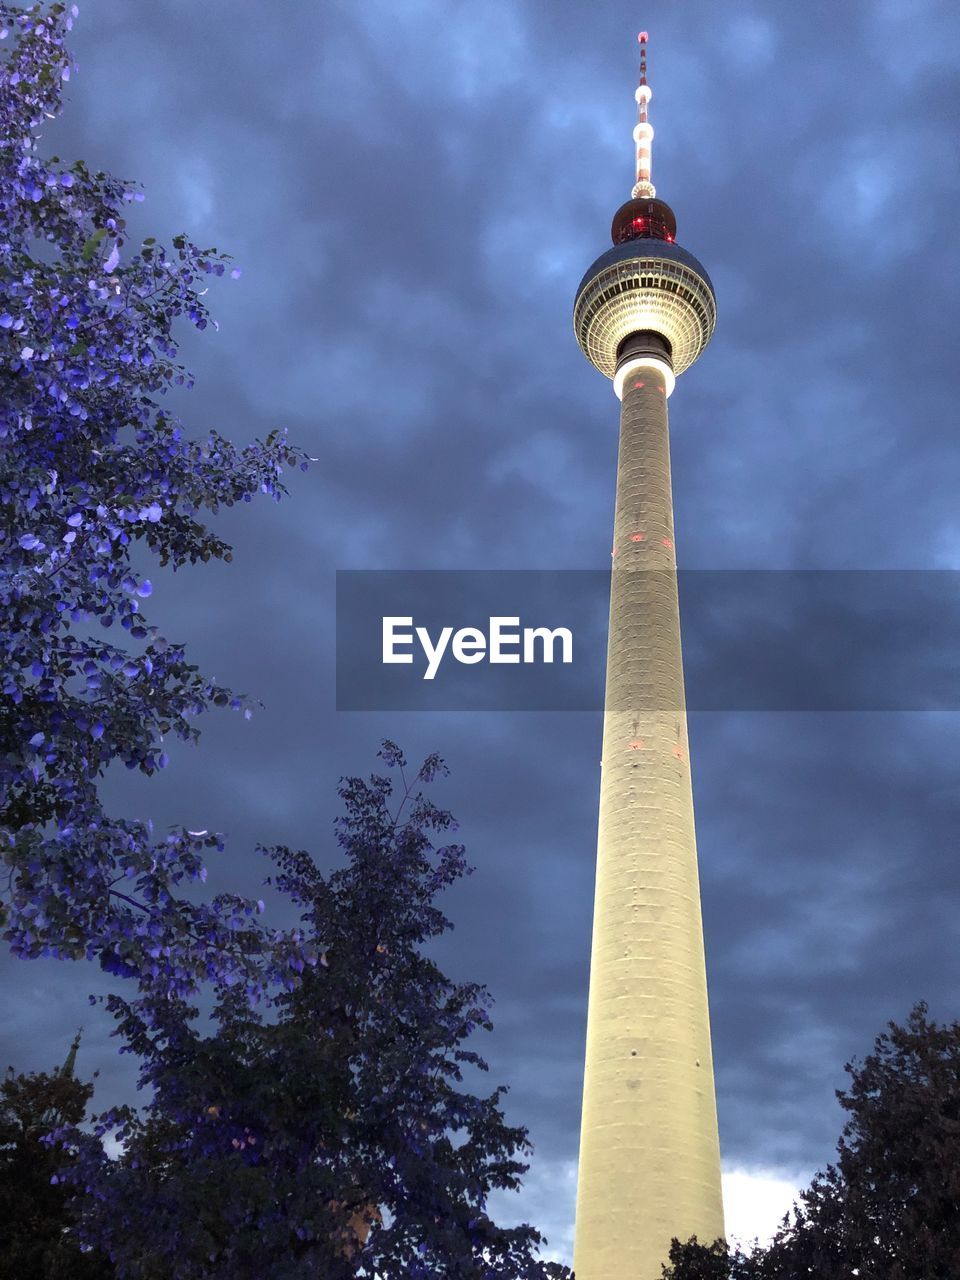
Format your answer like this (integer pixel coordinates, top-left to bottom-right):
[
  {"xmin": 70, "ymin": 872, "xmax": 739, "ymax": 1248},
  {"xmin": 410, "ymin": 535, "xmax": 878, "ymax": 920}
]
[
  {"xmin": 3, "ymin": 10, "xmax": 567, "ymax": 1272},
  {"xmin": 0, "ymin": 2, "xmax": 309, "ymax": 995},
  {"xmin": 61, "ymin": 747, "xmax": 571, "ymax": 1279}
]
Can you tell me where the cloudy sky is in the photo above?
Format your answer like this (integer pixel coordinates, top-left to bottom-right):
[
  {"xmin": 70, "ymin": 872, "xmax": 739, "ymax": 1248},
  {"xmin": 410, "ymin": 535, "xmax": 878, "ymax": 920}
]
[{"xmin": 4, "ymin": 0, "xmax": 960, "ymax": 1262}]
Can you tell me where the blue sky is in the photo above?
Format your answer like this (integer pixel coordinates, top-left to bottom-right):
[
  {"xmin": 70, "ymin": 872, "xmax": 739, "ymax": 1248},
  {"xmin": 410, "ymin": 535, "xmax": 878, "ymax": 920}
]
[{"xmin": 3, "ymin": 0, "xmax": 960, "ymax": 1261}]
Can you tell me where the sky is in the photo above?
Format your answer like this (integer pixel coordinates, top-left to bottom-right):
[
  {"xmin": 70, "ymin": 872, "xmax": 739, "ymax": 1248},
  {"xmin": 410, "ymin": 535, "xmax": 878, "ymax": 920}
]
[{"xmin": 4, "ymin": 0, "xmax": 960, "ymax": 1263}]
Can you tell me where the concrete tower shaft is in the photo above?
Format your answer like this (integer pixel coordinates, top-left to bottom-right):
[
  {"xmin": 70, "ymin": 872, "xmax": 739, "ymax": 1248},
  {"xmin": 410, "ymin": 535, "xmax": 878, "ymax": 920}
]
[
  {"xmin": 572, "ymin": 30, "xmax": 723, "ymax": 1280},
  {"xmin": 573, "ymin": 365, "xmax": 724, "ymax": 1279}
]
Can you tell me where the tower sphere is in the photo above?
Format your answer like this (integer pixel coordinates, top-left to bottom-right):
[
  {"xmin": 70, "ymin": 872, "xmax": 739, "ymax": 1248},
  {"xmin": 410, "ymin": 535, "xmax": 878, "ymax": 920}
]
[
  {"xmin": 574, "ymin": 28, "xmax": 715, "ymax": 389},
  {"xmin": 573, "ymin": 235, "xmax": 716, "ymax": 383}
]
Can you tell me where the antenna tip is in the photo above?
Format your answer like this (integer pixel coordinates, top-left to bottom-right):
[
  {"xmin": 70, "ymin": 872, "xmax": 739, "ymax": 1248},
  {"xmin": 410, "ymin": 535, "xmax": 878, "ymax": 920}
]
[{"xmin": 638, "ymin": 31, "xmax": 649, "ymax": 43}]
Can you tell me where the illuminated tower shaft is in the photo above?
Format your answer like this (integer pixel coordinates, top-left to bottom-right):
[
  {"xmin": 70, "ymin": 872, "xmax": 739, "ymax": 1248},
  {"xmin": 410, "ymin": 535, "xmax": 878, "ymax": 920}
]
[
  {"xmin": 572, "ymin": 33, "xmax": 723, "ymax": 1278},
  {"xmin": 575, "ymin": 360, "xmax": 723, "ymax": 1277}
]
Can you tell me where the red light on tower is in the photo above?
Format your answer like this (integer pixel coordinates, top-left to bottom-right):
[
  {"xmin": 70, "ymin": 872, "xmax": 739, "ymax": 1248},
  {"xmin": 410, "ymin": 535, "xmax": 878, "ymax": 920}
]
[{"xmin": 638, "ymin": 31, "xmax": 649, "ymax": 43}]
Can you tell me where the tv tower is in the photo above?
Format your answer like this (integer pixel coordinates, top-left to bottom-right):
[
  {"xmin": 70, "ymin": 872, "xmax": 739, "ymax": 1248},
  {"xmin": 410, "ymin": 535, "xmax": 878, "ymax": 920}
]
[{"xmin": 572, "ymin": 32, "xmax": 724, "ymax": 1278}]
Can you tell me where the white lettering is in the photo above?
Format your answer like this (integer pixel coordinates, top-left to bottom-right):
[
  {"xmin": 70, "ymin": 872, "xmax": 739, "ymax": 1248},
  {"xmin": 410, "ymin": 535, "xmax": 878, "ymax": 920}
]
[
  {"xmin": 416, "ymin": 625, "xmax": 453, "ymax": 681},
  {"xmin": 451, "ymin": 627, "xmax": 487, "ymax": 666},
  {"xmin": 382, "ymin": 617, "xmax": 414, "ymax": 664},
  {"xmin": 489, "ymin": 616, "xmax": 521, "ymax": 664},
  {"xmin": 384, "ymin": 618, "xmax": 574, "ymax": 679},
  {"xmin": 523, "ymin": 626, "xmax": 573, "ymax": 664}
]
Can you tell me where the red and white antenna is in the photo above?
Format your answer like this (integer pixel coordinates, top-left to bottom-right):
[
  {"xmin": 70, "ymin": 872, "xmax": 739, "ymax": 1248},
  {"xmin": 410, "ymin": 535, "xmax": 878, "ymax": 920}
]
[{"xmin": 632, "ymin": 31, "xmax": 655, "ymax": 199}]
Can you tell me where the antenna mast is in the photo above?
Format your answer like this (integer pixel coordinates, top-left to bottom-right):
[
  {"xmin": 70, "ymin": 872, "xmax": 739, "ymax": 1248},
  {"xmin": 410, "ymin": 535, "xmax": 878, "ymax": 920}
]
[{"xmin": 632, "ymin": 31, "xmax": 655, "ymax": 198}]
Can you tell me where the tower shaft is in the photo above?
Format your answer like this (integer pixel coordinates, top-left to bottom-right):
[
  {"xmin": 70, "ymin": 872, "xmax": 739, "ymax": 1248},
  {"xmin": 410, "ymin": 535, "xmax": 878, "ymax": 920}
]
[{"xmin": 573, "ymin": 366, "xmax": 724, "ymax": 1278}]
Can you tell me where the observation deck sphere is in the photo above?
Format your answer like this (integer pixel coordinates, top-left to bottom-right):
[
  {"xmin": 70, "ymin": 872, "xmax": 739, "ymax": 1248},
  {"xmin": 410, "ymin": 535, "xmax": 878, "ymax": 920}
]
[{"xmin": 573, "ymin": 238, "xmax": 716, "ymax": 379}]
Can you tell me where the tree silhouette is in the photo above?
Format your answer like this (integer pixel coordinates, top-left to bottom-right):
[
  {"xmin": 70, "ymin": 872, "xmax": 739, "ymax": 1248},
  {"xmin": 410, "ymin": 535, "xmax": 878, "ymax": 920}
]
[
  {"xmin": 60, "ymin": 746, "xmax": 570, "ymax": 1279},
  {"xmin": 664, "ymin": 1002, "xmax": 960, "ymax": 1279},
  {"xmin": 0, "ymin": 1034, "xmax": 112, "ymax": 1278}
]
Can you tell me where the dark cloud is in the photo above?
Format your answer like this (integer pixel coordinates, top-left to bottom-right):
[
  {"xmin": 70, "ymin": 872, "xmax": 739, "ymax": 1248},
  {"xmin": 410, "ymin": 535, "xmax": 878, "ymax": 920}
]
[{"xmin": 4, "ymin": 0, "xmax": 960, "ymax": 1258}]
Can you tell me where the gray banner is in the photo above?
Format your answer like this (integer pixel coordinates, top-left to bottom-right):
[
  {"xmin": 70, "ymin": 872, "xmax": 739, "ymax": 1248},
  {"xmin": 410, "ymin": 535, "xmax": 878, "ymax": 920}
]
[{"xmin": 335, "ymin": 570, "xmax": 960, "ymax": 711}]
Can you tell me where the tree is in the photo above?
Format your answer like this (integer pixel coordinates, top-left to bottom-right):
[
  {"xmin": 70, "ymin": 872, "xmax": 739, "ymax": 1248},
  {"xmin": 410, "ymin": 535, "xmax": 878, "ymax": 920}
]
[
  {"xmin": 664, "ymin": 1002, "xmax": 960, "ymax": 1280},
  {"xmin": 0, "ymin": 1034, "xmax": 112, "ymax": 1279},
  {"xmin": 0, "ymin": 2, "xmax": 308, "ymax": 997},
  {"xmin": 59, "ymin": 745, "xmax": 571, "ymax": 1280},
  {"xmin": 3, "ymin": 13, "xmax": 566, "ymax": 1275},
  {"xmin": 662, "ymin": 1238, "xmax": 738, "ymax": 1280}
]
